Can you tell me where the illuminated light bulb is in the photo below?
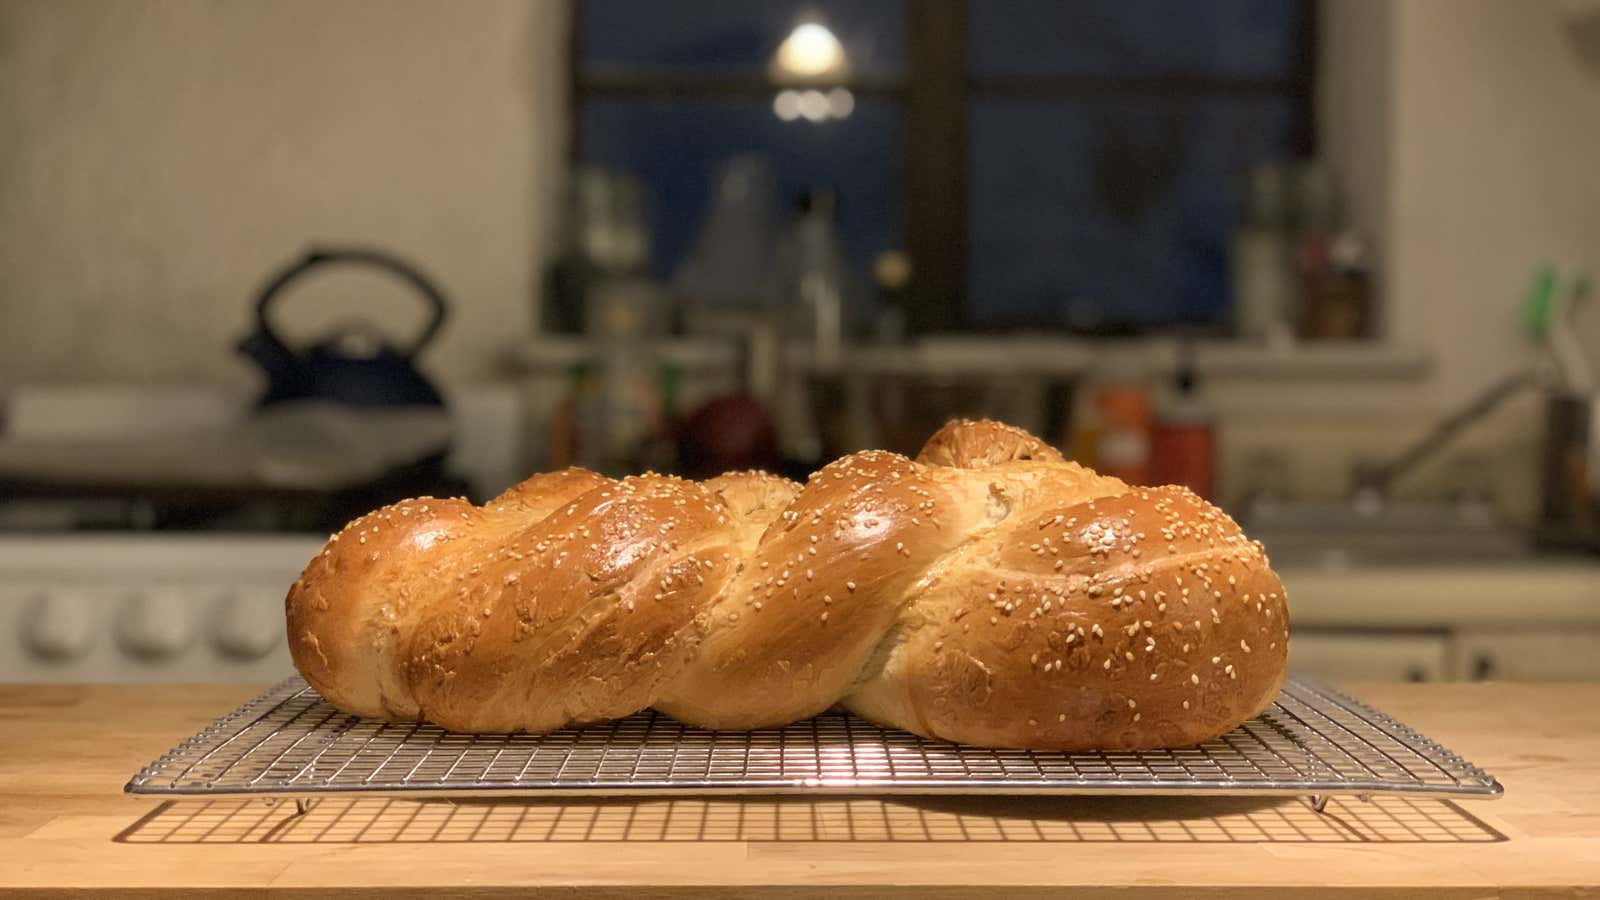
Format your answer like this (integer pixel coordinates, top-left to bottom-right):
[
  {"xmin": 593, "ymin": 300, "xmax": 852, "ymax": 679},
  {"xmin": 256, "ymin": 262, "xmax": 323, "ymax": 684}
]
[
  {"xmin": 773, "ymin": 89, "xmax": 802, "ymax": 121},
  {"xmin": 826, "ymin": 87, "xmax": 854, "ymax": 119},
  {"xmin": 771, "ymin": 21, "xmax": 848, "ymax": 82}
]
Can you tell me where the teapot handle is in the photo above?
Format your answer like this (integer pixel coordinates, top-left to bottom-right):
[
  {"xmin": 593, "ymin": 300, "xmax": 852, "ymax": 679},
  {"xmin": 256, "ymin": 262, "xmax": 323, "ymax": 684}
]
[{"xmin": 252, "ymin": 247, "xmax": 449, "ymax": 358}]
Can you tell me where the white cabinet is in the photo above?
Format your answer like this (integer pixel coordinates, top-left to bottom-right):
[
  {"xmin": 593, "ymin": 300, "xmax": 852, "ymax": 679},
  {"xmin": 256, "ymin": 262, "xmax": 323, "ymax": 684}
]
[
  {"xmin": 1454, "ymin": 630, "xmax": 1600, "ymax": 681},
  {"xmin": 1280, "ymin": 563, "xmax": 1600, "ymax": 682},
  {"xmin": 1289, "ymin": 627, "xmax": 1600, "ymax": 683},
  {"xmin": 1289, "ymin": 631, "xmax": 1451, "ymax": 682}
]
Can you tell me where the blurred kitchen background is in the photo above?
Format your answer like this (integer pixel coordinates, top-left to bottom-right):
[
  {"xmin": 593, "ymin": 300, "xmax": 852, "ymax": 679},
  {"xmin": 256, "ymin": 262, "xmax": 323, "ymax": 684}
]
[{"xmin": 1, "ymin": 0, "xmax": 1597, "ymax": 685}]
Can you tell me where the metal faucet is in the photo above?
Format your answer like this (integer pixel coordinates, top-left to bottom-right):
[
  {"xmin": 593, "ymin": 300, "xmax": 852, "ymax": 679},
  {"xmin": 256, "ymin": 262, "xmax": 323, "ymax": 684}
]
[{"xmin": 1350, "ymin": 368, "xmax": 1544, "ymax": 512}]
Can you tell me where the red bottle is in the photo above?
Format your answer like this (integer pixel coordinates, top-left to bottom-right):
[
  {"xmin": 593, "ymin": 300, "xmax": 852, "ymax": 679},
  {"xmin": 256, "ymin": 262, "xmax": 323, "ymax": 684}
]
[{"xmin": 1150, "ymin": 358, "xmax": 1216, "ymax": 500}]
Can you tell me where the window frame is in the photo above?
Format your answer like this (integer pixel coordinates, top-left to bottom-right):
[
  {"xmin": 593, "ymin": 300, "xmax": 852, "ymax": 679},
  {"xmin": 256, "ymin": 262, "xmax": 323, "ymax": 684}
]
[{"xmin": 569, "ymin": 0, "xmax": 1317, "ymax": 335}]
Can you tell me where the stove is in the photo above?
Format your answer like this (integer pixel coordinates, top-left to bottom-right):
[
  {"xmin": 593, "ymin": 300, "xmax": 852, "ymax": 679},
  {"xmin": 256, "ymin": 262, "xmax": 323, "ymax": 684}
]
[
  {"xmin": 0, "ymin": 382, "xmax": 527, "ymax": 682},
  {"xmin": 0, "ymin": 534, "xmax": 319, "ymax": 682}
]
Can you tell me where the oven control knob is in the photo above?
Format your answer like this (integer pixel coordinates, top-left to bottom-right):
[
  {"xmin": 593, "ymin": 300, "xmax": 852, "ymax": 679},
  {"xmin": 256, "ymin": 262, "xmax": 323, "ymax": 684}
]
[
  {"xmin": 116, "ymin": 592, "xmax": 195, "ymax": 659},
  {"xmin": 213, "ymin": 593, "xmax": 281, "ymax": 660},
  {"xmin": 24, "ymin": 591, "xmax": 97, "ymax": 660}
]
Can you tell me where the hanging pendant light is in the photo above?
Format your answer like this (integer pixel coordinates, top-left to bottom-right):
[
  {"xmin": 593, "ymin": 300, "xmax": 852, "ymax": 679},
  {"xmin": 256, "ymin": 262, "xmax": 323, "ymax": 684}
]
[
  {"xmin": 769, "ymin": 17, "xmax": 852, "ymax": 122},
  {"xmin": 770, "ymin": 19, "xmax": 849, "ymax": 84}
]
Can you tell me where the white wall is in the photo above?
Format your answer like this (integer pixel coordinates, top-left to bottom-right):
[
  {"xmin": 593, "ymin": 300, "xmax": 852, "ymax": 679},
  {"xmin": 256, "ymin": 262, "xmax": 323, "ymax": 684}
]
[
  {"xmin": 1316, "ymin": 0, "xmax": 1600, "ymax": 408},
  {"xmin": 1387, "ymin": 0, "xmax": 1600, "ymax": 403},
  {"xmin": 1221, "ymin": 0, "xmax": 1600, "ymax": 515},
  {"xmin": 0, "ymin": 0, "xmax": 569, "ymax": 387}
]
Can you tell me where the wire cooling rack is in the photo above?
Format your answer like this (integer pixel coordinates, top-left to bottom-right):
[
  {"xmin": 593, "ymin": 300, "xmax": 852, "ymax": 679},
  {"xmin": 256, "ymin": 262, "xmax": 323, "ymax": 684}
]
[{"xmin": 126, "ymin": 677, "xmax": 1500, "ymax": 810}]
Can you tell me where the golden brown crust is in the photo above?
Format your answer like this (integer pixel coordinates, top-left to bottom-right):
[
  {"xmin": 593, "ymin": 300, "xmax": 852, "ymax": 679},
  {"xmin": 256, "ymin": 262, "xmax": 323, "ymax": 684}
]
[
  {"xmin": 287, "ymin": 419, "xmax": 1290, "ymax": 749},
  {"xmin": 404, "ymin": 474, "xmax": 739, "ymax": 732},
  {"xmin": 917, "ymin": 418, "xmax": 1064, "ymax": 468},
  {"xmin": 842, "ymin": 483, "xmax": 1288, "ymax": 750}
]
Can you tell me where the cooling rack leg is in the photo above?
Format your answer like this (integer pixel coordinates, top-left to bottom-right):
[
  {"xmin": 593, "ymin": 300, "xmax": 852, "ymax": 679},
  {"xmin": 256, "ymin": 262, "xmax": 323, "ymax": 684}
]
[
  {"xmin": 1304, "ymin": 794, "xmax": 1330, "ymax": 814},
  {"xmin": 293, "ymin": 798, "xmax": 316, "ymax": 816}
]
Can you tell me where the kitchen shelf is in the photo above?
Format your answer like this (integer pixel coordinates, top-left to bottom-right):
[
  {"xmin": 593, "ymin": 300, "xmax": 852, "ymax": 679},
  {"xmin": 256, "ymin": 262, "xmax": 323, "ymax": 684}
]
[{"xmin": 507, "ymin": 335, "xmax": 1431, "ymax": 380}]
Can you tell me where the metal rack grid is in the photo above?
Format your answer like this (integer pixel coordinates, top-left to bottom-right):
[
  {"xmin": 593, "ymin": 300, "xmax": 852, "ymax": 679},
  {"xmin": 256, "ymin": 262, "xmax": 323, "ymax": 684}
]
[{"xmin": 127, "ymin": 677, "xmax": 1501, "ymax": 808}]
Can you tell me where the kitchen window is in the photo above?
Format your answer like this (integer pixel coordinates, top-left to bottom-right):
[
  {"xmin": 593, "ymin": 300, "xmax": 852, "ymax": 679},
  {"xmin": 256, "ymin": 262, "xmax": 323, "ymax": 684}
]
[{"xmin": 572, "ymin": 0, "xmax": 1314, "ymax": 334}]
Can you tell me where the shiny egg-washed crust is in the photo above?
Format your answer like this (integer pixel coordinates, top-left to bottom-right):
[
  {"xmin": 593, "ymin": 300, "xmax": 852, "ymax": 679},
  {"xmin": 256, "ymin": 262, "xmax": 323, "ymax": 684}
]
[{"xmin": 287, "ymin": 419, "xmax": 1289, "ymax": 750}]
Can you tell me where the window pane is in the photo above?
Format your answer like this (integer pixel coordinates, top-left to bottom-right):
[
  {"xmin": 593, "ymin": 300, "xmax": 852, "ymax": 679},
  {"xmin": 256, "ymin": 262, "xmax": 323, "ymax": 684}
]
[
  {"xmin": 971, "ymin": 0, "xmax": 1302, "ymax": 79},
  {"xmin": 580, "ymin": 0, "xmax": 907, "ymax": 79},
  {"xmin": 967, "ymin": 96, "xmax": 1293, "ymax": 331},
  {"xmin": 579, "ymin": 97, "xmax": 903, "ymax": 281}
]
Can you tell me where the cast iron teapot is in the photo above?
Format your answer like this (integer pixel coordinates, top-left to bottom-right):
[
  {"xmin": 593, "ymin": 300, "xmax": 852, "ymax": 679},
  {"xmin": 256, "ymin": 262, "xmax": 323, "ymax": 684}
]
[{"xmin": 238, "ymin": 247, "xmax": 448, "ymax": 408}]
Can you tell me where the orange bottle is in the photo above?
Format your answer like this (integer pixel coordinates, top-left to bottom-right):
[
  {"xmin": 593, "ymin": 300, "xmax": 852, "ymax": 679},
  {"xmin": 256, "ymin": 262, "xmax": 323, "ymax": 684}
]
[{"xmin": 1094, "ymin": 382, "xmax": 1153, "ymax": 486}]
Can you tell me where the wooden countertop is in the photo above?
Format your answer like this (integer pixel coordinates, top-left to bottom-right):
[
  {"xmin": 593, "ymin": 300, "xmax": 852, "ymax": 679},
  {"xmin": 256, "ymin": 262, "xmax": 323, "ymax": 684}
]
[{"xmin": 1, "ymin": 682, "xmax": 1596, "ymax": 898}]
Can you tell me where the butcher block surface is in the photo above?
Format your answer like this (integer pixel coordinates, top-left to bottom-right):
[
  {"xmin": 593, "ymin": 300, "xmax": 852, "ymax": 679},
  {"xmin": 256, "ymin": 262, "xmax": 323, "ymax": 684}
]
[{"xmin": 1, "ymin": 681, "xmax": 1596, "ymax": 898}]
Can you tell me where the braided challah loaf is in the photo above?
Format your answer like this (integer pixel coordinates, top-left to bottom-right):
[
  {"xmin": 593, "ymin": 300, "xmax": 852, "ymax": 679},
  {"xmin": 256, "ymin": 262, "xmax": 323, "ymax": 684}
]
[{"xmin": 287, "ymin": 419, "xmax": 1289, "ymax": 750}]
